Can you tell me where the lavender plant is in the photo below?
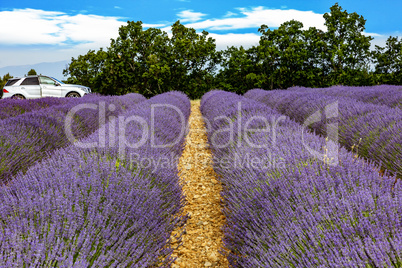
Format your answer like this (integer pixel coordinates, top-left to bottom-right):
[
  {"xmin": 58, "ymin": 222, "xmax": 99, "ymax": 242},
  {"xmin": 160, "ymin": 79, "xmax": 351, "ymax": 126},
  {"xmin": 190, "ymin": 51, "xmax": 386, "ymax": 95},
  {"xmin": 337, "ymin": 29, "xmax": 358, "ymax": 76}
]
[
  {"xmin": 245, "ymin": 88, "xmax": 402, "ymax": 178},
  {"xmin": 0, "ymin": 91, "xmax": 190, "ymax": 266},
  {"xmin": 201, "ymin": 90, "xmax": 401, "ymax": 267},
  {"xmin": 0, "ymin": 93, "xmax": 146, "ymax": 183},
  {"xmin": 288, "ymin": 85, "xmax": 402, "ymax": 108},
  {"xmin": 0, "ymin": 97, "xmax": 67, "ymax": 120}
]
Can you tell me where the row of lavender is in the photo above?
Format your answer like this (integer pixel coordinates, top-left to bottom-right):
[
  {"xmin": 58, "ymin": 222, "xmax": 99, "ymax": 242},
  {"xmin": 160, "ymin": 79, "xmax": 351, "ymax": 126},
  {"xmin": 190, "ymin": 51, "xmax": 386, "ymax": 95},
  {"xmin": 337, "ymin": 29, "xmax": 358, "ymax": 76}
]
[
  {"xmin": 0, "ymin": 93, "xmax": 146, "ymax": 183},
  {"xmin": 245, "ymin": 89, "xmax": 402, "ymax": 178},
  {"xmin": 288, "ymin": 85, "xmax": 402, "ymax": 108},
  {"xmin": 0, "ymin": 91, "xmax": 190, "ymax": 266},
  {"xmin": 0, "ymin": 97, "xmax": 68, "ymax": 120},
  {"xmin": 201, "ymin": 90, "xmax": 402, "ymax": 267}
]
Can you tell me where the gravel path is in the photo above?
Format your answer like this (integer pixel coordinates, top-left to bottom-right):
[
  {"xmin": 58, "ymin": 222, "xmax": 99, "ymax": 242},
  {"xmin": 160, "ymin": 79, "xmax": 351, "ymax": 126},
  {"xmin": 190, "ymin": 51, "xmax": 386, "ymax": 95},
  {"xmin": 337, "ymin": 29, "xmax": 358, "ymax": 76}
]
[{"xmin": 171, "ymin": 100, "xmax": 229, "ymax": 268}]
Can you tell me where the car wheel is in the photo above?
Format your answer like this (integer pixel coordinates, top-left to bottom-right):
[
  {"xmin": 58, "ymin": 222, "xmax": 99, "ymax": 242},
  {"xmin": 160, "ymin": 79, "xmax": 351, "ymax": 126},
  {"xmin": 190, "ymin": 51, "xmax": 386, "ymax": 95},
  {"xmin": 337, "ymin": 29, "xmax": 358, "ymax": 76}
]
[
  {"xmin": 66, "ymin": 92, "xmax": 81, "ymax": 98},
  {"xmin": 11, "ymin": 94, "xmax": 26, "ymax": 100}
]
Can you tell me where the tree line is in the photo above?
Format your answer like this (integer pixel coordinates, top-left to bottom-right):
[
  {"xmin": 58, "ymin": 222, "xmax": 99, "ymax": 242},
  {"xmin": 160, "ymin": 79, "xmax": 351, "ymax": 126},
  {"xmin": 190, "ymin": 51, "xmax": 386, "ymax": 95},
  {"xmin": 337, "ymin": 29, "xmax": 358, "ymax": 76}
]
[{"xmin": 58, "ymin": 3, "xmax": 401, "ymax": 98}]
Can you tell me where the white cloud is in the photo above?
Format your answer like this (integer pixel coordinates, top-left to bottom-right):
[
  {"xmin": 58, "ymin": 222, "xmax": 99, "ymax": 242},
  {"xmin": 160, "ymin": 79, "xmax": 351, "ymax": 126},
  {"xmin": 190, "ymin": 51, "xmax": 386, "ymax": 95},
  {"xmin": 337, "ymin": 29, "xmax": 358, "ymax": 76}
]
[
  {"xmin": 0, "ymin": 8, "xmax": 125, "ymax": 46},
  {"xmin": 60, "ymin": 14, "xmax": 126, "ymax": 47},
  {"xmin": 184, "ymin": 6, "xmax": 327, "ymax": 31},
  {"xmin": 0, "ymin": 6, "xmax": 387, "ymax": 71},
  {"xmin": 363, "ymin": 32, "xmax": 383, "ymax": 37},
  {"xmin": 224, "ymin": 11, "xmax": 238, "ymax": 18},
  {"xmin": 177, "ymin": 10, "xmax": 207, "ymax": 23},
  {"xmin": 209, "ymin": 33, "xmax": 260, "ymax": 51},
  {"xmin": 0, "ymin": 9, "xmax": 66, "ymax": 45},
  {"xmin": 369, "ymin": 33, "xmax": 398, "ymax": 50}
]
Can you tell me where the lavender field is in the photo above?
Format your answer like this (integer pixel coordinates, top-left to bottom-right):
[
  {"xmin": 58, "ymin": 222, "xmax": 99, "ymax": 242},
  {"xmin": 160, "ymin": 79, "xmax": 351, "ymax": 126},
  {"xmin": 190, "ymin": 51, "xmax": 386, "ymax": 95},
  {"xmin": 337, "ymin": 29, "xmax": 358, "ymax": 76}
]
[
  {"xmin": 203, "ymin": 88, "xmax": 402, "ymax": 267},
  {"xmin": 0, "ymin": 86, "xmax": 401, "ymax": 267},
  {"xmin": 245, "ymin": 86, "xmax": 402, "ymax": 177},
  {"xmin": 0, "ymin": 92, "xmax": 190, "ymax": 266}
]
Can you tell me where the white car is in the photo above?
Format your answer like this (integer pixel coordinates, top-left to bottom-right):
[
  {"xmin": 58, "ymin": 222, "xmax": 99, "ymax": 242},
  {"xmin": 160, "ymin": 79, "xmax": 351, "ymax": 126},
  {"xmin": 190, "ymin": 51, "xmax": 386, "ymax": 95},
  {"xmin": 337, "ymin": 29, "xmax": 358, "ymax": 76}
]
[{"xmin": 2, "ymin": 75, "xmax": 91, "ymax": 99}]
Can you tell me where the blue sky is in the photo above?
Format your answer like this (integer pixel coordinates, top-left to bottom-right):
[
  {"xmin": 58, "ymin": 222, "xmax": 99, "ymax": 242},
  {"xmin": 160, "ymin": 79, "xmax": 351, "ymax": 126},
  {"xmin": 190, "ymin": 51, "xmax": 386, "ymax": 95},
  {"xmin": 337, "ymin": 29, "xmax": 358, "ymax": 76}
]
[{"xmin": 0, "ymin": 0, "xmax": 401, "ymax": 78}]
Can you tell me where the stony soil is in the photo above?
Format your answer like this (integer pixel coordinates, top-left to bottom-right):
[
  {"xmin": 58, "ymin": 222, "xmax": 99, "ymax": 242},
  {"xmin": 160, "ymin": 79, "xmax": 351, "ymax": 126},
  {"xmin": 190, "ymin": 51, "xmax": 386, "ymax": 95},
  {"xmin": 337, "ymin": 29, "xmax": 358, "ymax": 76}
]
[{"xmin": 170, "ymin": 100, "xmax": 229, "ymax": 268}]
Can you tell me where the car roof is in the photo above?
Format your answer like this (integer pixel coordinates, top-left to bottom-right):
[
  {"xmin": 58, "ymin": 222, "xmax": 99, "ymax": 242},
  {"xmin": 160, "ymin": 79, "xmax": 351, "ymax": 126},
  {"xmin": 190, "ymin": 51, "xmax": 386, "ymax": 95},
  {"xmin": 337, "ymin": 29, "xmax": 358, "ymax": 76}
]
[{"xmin": 9, "ymin": 75, "xmax": 51, "ymax": 80}]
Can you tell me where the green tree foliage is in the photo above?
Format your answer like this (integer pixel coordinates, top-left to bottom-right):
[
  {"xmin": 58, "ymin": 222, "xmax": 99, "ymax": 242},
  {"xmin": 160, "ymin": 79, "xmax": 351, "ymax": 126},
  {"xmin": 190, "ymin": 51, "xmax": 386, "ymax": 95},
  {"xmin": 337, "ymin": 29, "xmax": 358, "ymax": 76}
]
[
  {"xmin": 323, "ymin": 3, "xmax": 373, "ymax": 85},
  {"xmin": 373, "ymin": 36, "xmax": 402, "ymax": 84},
  {"xmin": 217, "ymin": 46, "xmax": 262, "ymax": 93},
  {"xmin": 301, "ymin": 27, "xmax": 328, "ymax": 87},
  {"xmin": 0, "ymin": 73, "xmax": 13, "ymax": 98},
  {"xmin": 168, "ymin": 21, "xmax": 221, "ymax": 99},
  {"xmin": 64, "ymin": 3, "xmax": 402, "ymax": 97},
  {"xmin": 219, "ymin": 21, "xmax": 329, "ymax": 93},
  {"xmin": 64, "ymin": 21, "xmax": 219, "ymax": 99},
  {"xmin": 218, "ymin": 2, "xmax": 381, "ymax": 93},
  {"xmin": 258, "ymin": 20, "xmax": 311, "ymax": 89},
  {"xmin": 106, "ymin": 21, "xmax": 170, "ymax": 96},
  {"xmin": 27, "ymin": 69, "xmax": 37, "ymax": 76},
  {"xmin": 63, "ymin": 49, "xmax": 108, "ymax": 92}
]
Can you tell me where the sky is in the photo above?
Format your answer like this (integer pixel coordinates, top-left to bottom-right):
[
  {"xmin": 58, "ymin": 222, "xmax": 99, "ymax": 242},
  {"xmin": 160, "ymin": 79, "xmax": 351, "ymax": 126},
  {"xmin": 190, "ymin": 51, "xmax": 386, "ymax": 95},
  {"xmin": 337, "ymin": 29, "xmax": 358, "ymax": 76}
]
[{"xmin": 0, "ymin": 0, "xmax": 401, "ymax": 79}]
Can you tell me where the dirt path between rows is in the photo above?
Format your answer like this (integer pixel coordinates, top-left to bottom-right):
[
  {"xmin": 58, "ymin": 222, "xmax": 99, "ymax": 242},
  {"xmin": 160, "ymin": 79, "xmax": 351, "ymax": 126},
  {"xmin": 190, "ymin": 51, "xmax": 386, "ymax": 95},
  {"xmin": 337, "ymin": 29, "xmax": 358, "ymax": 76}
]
[{"xmin": 170, "ymin": 100, "xmax": 229, "ymax": 268}]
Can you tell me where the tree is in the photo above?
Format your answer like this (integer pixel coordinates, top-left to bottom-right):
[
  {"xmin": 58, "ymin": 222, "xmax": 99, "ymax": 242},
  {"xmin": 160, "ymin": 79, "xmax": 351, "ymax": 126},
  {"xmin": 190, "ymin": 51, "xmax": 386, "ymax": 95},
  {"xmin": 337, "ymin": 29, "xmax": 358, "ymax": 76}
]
[
  {"xmin": 256, "ymin": 20, "xmax": 331, "ymax": 89},
  {"xmin": 64, "ymin": 21, "xmax": 219, "ymax": 98},
  {"xmin": 302, "ymin": 27, "xmax": 329, "ymax": 87},
  {"xmin": 64, "ymin": 4, "xmax": 402, "ymax": 95},
  {"xmin": 258, "ymin": 20, "xmax": 310, "ymax": 89},
  {"xmin": 373, "ymin": 36, "xmax": 402, "ymax": 84},
  {"xmin": 63, "ymin": 49, "xmax": 108, "ymax": 92},
  {"xmin": 323, "ymin": 3, "xmax": 373, "ymax": 85},
  {"xmin": 0, "ymin": 73, "xmax": 13, "ymax": 98},
  {"xmin": 27, "ymin": 69, "xmax": 37, "ymax": 76},
  {"xmin": 168, "ymin": 21, "xmax": 221, "ymax": 99},
  {"xmin": 64, "ymin": 21, "xmax": 172, "ymax": 96},
  {"xmin": 217, "ymin": 3, "xmax": 378, "ymax": 91},
  {"xmin": 217, "ymin": 46, "xmax": 262, "ymax": 93},
  {"xmin": 106, "ymin": 21, "xmax": 171, "ymax": 96},
  {"xmin": 218, "ymin": 20, "xmax": 333, "ymax": 91}
]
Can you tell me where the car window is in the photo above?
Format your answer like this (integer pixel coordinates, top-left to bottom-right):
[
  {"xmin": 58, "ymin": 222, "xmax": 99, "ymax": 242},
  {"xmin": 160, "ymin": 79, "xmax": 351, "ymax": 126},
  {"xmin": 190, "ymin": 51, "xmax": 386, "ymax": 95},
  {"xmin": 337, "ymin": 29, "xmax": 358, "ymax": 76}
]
[
  {"xmin": 5, "ymin": 79, "xmax": 19, "ymax": 86},
  {"xmin": 20, "ymin": 77, "xmax": 39, "ymax": 85},
  {"xmin": 51, "ymin": 77, "xmax": 64, "ymax": 84},
  {"xmin": 39, "ymin": 76, "xmax": 56, "ymax": 85}
]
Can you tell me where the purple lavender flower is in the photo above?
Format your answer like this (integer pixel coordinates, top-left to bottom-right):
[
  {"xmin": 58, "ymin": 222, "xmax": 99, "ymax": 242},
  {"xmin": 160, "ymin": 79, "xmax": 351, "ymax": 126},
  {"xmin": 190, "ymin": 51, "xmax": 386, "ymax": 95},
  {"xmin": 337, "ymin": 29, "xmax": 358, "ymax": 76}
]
[
  {"xmin": 0, "ymin": 91, "xmax": 190, "ymax": 266},
  {"xmin": 202, "ymin": 90, "xmax": 402, "ymax": 267},
  {"xmin": 245, "ymin": 88, "xmax": 402, "ymax": 178},
  {"xmin": 0, "ymin": 93, "xmax": 146, "ymax": 183}
]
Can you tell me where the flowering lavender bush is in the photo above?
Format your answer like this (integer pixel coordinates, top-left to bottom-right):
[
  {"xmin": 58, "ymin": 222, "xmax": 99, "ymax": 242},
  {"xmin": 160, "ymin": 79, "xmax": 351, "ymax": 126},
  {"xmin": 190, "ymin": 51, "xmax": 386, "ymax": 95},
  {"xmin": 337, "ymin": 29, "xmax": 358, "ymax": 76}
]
[
  {"xmin": 288, "ymin": 85, "xmax": 402, "ymax": 108},
  {"xmin": 245, "ymin": 88, "xmax": 402, "ymax": 178},
  {"xmin": 201, "ymin": 90, "xmax": 402, "ymax": 267},
  {"xmin": 0, "ymin": 97, "xmax": 68, "ymax": 120},
  {"xmin": 0, "ymin": 93, "xmax": 146, "ymax": 183},
  {"xmin": 0, "ymin": 91, "xmax": 190, "ymax": 266}
]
